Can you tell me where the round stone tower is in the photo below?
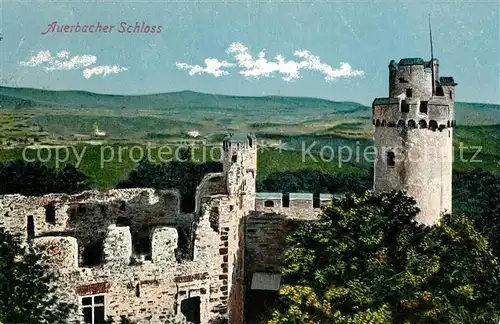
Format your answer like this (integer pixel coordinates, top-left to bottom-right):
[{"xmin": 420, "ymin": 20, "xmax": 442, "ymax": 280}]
[{"xmin": 372, "ymin": 58, "xmax": 457, "ymax": 225}]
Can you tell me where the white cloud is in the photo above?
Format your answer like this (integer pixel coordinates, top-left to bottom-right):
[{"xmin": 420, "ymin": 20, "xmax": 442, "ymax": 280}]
[
  {"xmin": 177, "ymin": 42, "xmax": 364, "ymax": 82},
  {"xmin": 19, "ymin": 50, "xmax": 127, "ymax": 79},
  {"xmin": 83, "ymin": 65, "xmax": 129, "ymax": 79},
  {"xmin": 175, "ymin": 58, "xmax": 234, "ymax": 77}
]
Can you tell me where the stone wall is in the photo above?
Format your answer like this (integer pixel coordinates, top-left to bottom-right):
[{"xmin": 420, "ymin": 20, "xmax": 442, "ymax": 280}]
[
  {"xmin": 0, "ymin": 187, "xmax": 237, "ymax": 324},
  {"xmin": 254, "ymin": 193, "xmax": 342, "ymax": 220},
  {"xmin": 373, "ymin": 58, "xmax": 455, "ymax": 225}
]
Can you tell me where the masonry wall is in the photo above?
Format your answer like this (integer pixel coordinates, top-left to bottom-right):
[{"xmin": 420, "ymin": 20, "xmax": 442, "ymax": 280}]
[
  {"xmin": 0, "ymin": 188, "xmax": 230, "ymax": 324},
  {"xmin": 373, "ymin": 60, "xmax": 455, "ymax": 226}
]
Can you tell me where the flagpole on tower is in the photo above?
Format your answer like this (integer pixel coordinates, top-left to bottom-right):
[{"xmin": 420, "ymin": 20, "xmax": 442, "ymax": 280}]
[{"xmin": 429, "ymin": 14, "xmax": 435, "ymax": 95}]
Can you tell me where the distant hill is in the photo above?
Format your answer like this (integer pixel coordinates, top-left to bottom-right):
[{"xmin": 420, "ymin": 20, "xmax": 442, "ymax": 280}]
[
  {"xmin": 0, "ymin": 86, "xmax": 498, "ymax": 126},
  {"xmin": 0, "ymin": 86, "xmax": 367, "ymax": 113}
]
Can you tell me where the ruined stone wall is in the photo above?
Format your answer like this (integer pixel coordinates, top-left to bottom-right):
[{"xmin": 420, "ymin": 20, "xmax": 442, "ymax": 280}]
[{"xmin": 0, "ymin": 188, "xmax": 233, "ymax": 324}]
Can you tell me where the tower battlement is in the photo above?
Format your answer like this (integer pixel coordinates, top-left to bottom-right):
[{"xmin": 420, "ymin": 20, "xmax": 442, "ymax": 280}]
[{"xmin": 372, "ymin": 57, "xmax": 457, "ymax": 225}]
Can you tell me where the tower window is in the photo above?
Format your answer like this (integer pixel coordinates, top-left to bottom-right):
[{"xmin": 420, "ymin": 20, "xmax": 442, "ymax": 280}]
[
  {"xmin": 231, "ymin": 154, "xmax": 237, "ymax": 163},
  {"xmin": 436, "ymin": 86, "xmax": 444, "ymax": 96},
  {"xmin": 406, "ymin": 89, "xmax": 412, "ymax": 97},
  {"xmin": 386, "ymin": 152, "xmax": 395, "ymax": 167},
  {"xmin": 419, "ymin": 101, "xmax": 428, "ymax": 114},
  {"xmin": 429, "ymin": 120, "xmax": 438, "ymax": 131},
  {"xmin": 449, "ymin": 91, "xmax": 453, "ymax": 100},
  {"xmin": 398, "ymin": 77, "xmax": 408, "ymax": 83},
  {"xmin": 401, "ymin": 100, "xmax": 409, "ymax": 113},
  {"xmin": 264, "ymin": 201, "xmax": 274, "ymax": 208}
]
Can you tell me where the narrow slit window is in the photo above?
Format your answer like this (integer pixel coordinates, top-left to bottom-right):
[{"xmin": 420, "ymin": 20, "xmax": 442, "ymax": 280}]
[
  {"xmin": 45, "ymin": 204, "xmax": 56, "ymax": 225},
  {"xmin": 27, "ymin": 215, "xmax": 35, "ymax": 241},
  {"xmin": 283, "ymin": 194, "xmax": 290, "ymax": 208},
  {"xmin": 401, "ymin": 100, "xmax": 409, "ymax": 113},
  {"xmin": 386, "ymin": 152, "xmax": 395, "ymax": 167},
  {"xmin": 419, "ymin": 101, "xmax": 428, "ymax": 114},
  {"xmin": 313, "ymin": 195, "xmax": 321, "ymax": 208},
  {"xmin": 209, "ymin": 207, "xmax": 219, "ymax": 233}
]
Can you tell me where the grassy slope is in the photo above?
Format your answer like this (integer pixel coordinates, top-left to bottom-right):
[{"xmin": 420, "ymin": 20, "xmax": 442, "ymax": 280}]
[{"xmin": 0, "ymin": 86, "xmax": 499, "ymax": 188}]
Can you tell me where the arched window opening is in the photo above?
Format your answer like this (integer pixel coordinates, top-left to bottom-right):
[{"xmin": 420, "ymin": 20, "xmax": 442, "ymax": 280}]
[
  {"xmin": 408, "ymin": 120, "xmax": 416, "ymax": 129},
  {"xmin": 419, "ymin": 120, "xmax": 427, "ymax": 129},
  {"xmin": 429, "ymin": 120, "xmax": 438, "ymax": 131}
]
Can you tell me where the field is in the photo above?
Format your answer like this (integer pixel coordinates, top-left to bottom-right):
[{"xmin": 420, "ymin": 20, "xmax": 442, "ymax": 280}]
[{"xmin": 0, "ymin": 86, "xmax": 499, "ymax": 188}]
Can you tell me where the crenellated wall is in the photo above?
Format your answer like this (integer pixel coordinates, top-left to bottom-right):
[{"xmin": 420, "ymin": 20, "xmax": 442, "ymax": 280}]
[
  {"xmin": 254, "ymin": 192, "xmax": 343, "ymax": 220},
  {"xmin": 373, "ymin": 57, "xmax": 456, "ymax": 225},
  {"xmin": 245, "ymin": 192, "xmax": 344, "ymax": 292}
]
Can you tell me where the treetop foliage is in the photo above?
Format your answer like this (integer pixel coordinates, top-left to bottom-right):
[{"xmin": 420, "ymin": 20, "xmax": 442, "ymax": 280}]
[
  {"xmin": 270, "ymin": 190, "xmax": 500, "ymax": 324},
  {"xmin": 0, "ymin": 231, "xmax": 74, "ymax": 323},
  {"xmin": 0, "ymin": 159, "xmax": 92, "ymax": 196}
]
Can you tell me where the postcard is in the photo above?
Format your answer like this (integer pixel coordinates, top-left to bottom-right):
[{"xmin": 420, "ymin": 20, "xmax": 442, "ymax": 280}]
[{"xmin": 0, "ymin": 1, "xmax": 499, "ymax": 323}]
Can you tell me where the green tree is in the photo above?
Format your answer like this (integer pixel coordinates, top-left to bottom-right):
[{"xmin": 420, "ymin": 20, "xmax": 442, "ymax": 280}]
[
  {"xmin": 117, "ymin": 150, "xmax": 222, "ymax": 212},
  {"xmin": 0, "ymin": 231, "xmax": 74, "ymax": 323},
  {"xmin": 0, "ymin": 160, "xmax": 93, "ymax": 196},
  {"xmin": 453, "ymin": 169, "xmax": 500, "ymax": 257},
  {"xmin": 269, "ymin": 191, "xmax": 500, "ymax": 323}
]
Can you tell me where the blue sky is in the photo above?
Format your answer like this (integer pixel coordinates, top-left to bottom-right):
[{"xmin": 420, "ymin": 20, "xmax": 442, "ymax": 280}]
[{"xmin": 0, "ymin": 0, "xmax": 498, "ymax": 106}]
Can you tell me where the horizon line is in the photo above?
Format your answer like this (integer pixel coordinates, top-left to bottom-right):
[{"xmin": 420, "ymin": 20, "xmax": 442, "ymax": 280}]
[{"xmin": 0, "ymin": 85, "xmax": 499, "ymax": 107}]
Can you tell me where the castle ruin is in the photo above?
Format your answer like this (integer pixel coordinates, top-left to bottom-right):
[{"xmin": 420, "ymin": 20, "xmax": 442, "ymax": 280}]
[{"xmin": 0, "ymin": 57, "xmax": 456, "ymax": 323}]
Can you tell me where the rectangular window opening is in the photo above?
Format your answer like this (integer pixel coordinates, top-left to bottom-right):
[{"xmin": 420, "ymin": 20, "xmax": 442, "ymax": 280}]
[
  {"xmin": 45, "ymin": 204, "xmax": 56, "ymax": 225},
  {"xmin": 406, "ymin": 88, "xmax": 412, "ymax": 97},
  {"xmin": 80, "ymin": 294, "xmax": 106, "ymax": 324},
  {"xmin": 282, "ymin": 194, "xmax": 290, "ymax": 208},
  {"xmin": 419, "ymin": 101, "xmax": 428, "ymax": 114},
  {"xmin": 313, "ymin": 195, "xmax": 321, "ymax": 208},
  {"xmin": 264, "ymin": 200, "xmax": 274, "ymax": 208},
  {"xmin": 386, "ymin": 152, "xmax": 395, "ymax": 167},
  {"xmin": 27, "ymin": 215, "xmax": 35, "ymax": 242},
  {"xmin": 82, "ymin": 240, "xmax": 104, "ymax": 267},
  {"xmin": 401, "ymin": 100, "xmax": 409, "ymax": 113}
]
